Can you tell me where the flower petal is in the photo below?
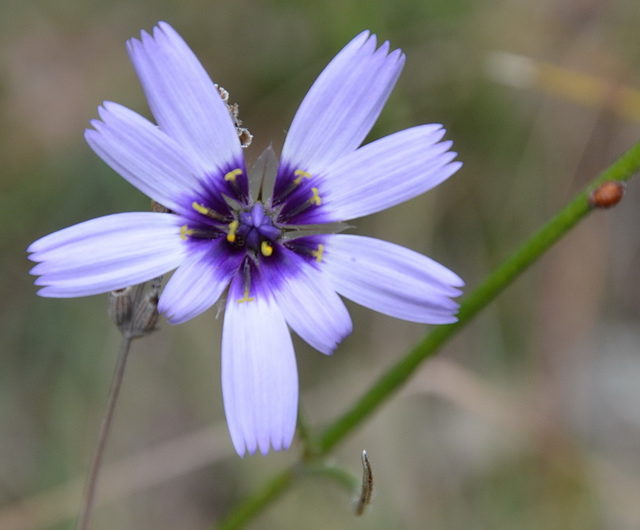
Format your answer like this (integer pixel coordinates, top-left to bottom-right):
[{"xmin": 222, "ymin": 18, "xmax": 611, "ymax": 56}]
[
  {"xmin": 294, "ymin": 125, "xmax": 461, "ymax": 224},
  {"xmin": 85, "ymin": 102, "xmax": 208, "ymax": 215},
  {"xmin": 262, "ymin": 246, "xmax": 352, "ymax": 355},
  {"xmin": 221, "ymin": 273, "xmax": 298, "ymax": 456},
  {"xmin": 127, "ymin": 22, "xmax": 243, "ymax": 174},
  {"xmin": 158, "ymin": 239, "xmax": 243, "ymax": 324},
  {"xmin": 320, "ymin": 234, "xmax": 463, "ymax": 324},
  {"xmin": 28, "ymin": 213, "xmax": 187, "ymax": 297},
  {"xmin": 276, "ymin": 31, "xmax": 405, "ymax": 188}
]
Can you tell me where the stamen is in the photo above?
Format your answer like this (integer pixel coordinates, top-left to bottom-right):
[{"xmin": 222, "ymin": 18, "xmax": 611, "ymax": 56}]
[
  {"xmin": 180, "ymin": 225, "xmax": 194, "ymax": 240},
  {"xmin": 227, "ymin": 220, "xmax": 239, "ymax": 243},
  {"xmin": 310, "ymin": 187, "xmax": 322, "ymax": 206},
  {"xmin": 224, "ymin": 168, "xmax": 243, "ymax": 182},
  {"xmin": 311, "ymin": 244, "xmax": 324, "ymax": 262},
  {"xmin": 277, "ymin": 186, "xmax": 323, "ymax": 221},
  {"xmin": 192, "ymin": 201, "xmax": 225, "ymax": 221},
  {"xmin": 272, "ymin": 169, "xmax": 313, "ymax": 206},
  {"xmin": 237, "ymin": 288, "xmax": 254, "ymax": 303},
  {"xmin": 293, "ymin": 169, "xmax": 312, "ymax": 185},
  {"xmin": 261, "ymin": 241, "xmax": 273, "ymax": 257}
]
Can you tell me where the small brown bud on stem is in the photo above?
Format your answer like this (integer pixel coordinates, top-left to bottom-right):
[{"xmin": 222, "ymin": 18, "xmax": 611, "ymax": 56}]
[{"xmin": 589, "ymin": 181, "xmax": 626, "ymax": 208}]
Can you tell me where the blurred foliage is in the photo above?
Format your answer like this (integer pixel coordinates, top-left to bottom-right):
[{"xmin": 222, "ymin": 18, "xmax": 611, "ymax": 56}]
[{"xmin": 2, "ymin": 0, "xmax": 640, "ymax": 528}]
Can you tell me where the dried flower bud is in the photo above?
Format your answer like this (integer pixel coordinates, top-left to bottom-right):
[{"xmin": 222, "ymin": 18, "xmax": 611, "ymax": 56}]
[
  {"xmin": 228, "ymin": 102, "xmax": 240, "ymax": 123},
  {"xmin": 238, "ymin": 127, "xmax": 253, "ymax": 148},
  {"xmin": 152, "ymin": 200, "xmax": 171, "ymax": 213},
  {"xmin": 108, "ymin": 279, "xmax": 162, "ymax": 339},
  {"xmin": 129, "ymin": 291, "xmax": 159, "ymax": 338},
  {"xmin": 216, "ymin": 84, "xmax": 229, "ymax": 103},
  {"xmin": 215, "ymin": 85, "xmax": 252, "ymax": 149},
  {"xmin": 108, "ymin": 287, "xmax": 133, "ymax": 326}
]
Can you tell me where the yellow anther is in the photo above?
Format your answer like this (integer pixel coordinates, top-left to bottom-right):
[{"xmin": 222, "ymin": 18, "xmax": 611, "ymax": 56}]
[
  {"xmin": 226, "ymin": 220, "xmax": 239, "ymax": 243},
  {"xmin": 293, "ymin": 169, "xmax": 312, "ymax": 185},
  {"xmin": 180, "ymin": 225, "xmax": 194, "ymax": 240},
  {"xmin": 191, "ymin": 201, "xmax": 225, "ymax": 221},
  {"xmin": 310, "ymin": 187, "xmax": 322, "ymax": 206},
  {"xmin": 311, "ymin": 244, "xmax": 324, "ymax": 262},
  {"xmin": 192, "ymin": 201, "xmax": 210, "ymax": 215},
  {"xmin": 237, "ymin": 289, "xmax": 254, "ymax": 304},
  {"xmin": 261, "ymin": 241, "xmax": 273, "ymax": 257},
  {"xmin": 224, "ymin": 168, "xmax": 243, "ymax": 182}
]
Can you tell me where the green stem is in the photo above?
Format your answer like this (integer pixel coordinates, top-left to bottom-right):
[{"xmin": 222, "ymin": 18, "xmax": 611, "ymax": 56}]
[
  {"xmin": 218, "ymin": 463, "xmax": 359, "ymax": 529},
  {"xmin": 218, "ymin": 140, "xmax": 640, "ymax": 527},
  {"xmin": 218, "ymin": 468, "xmax": 294, "ymax": 530},
  {"xmin": 317, "ymin": 140, "xmax": 640, "ymax": 454},
  {"xmin": 300, "ymin": 463, "xmax": 360, "ymax": 492}
]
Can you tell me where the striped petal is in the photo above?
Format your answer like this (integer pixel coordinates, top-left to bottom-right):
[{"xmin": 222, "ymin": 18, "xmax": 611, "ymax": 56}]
[
  {"xmin": 221, "ymin": 273, "xmax": 298, "ymax": 456},
  {"xmin": 320, "ymin": 234, "xmax": 463, "ymax": 324},
  {"xmin": 158, "ymin": 239, "xmax": 243, "ymax": 324},
  {"xmin": 127, "ymin": 22, "xmax": 243, "ymax": 174},
  {"xmin": 262, "ymin": 247, "xmax": 352, "ymax": 354},
  {"xmin": 276, "ymin": 31, "xmax": 405, "ymax": 191},
  {"xmin": 85, "ymin": 102, "xmax": 207, "ymax": 215},
  {"xmin": 28, "ymin": 213, "xmax": 186, "ymax": 297},
  {"xmin": 289, "ymin": 125, "xmax": 461, "ymax": 224}
]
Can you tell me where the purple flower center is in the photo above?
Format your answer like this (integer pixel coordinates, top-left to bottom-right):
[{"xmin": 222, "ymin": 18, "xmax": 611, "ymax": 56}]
[
  {"xmin": 235, "ymin": 203, "xmax": 281, "ymax": 252},
  {"xmin": 182, "ymin": 160, "xmax": 326, "ymax": 264}
]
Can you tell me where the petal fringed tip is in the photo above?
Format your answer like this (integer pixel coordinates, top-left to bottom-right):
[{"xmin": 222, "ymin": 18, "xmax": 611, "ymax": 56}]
[
  {"xmin": 28, "ymin": 213, "xmax": 187, "ymax": 298},
  {"xmin": 309, "ymin": 124, "xmax": 462, "ymax": 223},
  {"xmin": 320, "ymin": 234, "xmax": 464, "ymax": 324},
  {"xmin": 222, "ymin": 275, "xmax": 298, "ymax": 456},
  {"xmin": 85, "ymin": 102, "xmax": 204, "ymax": 215},
  {"xmin": 126, "ymin": 22, "xmax": 242, "ymax": 174},
  {"xmin": 278, "ymin": 30, "xmax": 405, "ymax": 183}
]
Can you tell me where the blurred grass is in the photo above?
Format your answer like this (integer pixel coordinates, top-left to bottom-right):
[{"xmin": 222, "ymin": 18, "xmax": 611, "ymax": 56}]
[{"xmin": 2, "ymin": 0, "xmax": 640, "ymax": 529}]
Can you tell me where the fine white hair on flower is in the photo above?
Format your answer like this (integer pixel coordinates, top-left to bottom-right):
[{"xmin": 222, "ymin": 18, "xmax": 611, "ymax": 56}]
[{"xmin": 28, "ymin": 22, "xmax": 463, "ymax": 457}]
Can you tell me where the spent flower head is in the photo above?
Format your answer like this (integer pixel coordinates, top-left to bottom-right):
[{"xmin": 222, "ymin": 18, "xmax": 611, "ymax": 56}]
[{"xmin": 28, "ymin": 22, "xmax": 463, "ymax": 456}]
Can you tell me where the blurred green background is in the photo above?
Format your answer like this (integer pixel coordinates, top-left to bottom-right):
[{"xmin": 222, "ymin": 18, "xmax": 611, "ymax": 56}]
[{"xmin": 2, "ymin": 0, "xmax": 640, "ymax": 528}]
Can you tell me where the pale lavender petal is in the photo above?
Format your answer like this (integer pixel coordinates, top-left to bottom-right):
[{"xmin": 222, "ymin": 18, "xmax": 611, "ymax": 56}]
[
  {"xmin": 299, "ymin": 125, "xmax": 461, "ymax": 224},
  {"xmin": 222, "ymin": 273, "xmax": 298, "ymax": 456},
  {"xmin": 127, "ymin": 22, "xmax": 242, "ymax": 174},
  {"xmin": 28, "ymin": 213, "xmax": 187, "ymax": 297},
  {"xmin": 320, "ymin": 234, "xmax": 464, "ymax": 324},
  {"xmin": 158, "ymin": 239, "xmax": 243, "ymax": 324},
  {"xmin": 262, "ymin": 247, "xmax": 352, "ymax": 355},
  {"xmin": 278, "ymin": 31, "xmax": 405, "ymax": 180},
  {"xmin": 85, "ymin": 102, "xmax": 206, "ymax": 215}
]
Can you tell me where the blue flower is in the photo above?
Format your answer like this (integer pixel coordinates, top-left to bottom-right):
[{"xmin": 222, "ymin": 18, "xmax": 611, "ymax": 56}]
[{"xmin": 28, "ymin": 23, "xmax": 463, "ymax": 456}]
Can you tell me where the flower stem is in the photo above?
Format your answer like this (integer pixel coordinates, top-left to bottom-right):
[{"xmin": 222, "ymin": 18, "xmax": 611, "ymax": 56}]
[
  {"xmin": 218, "ymin": 139, "xmax": 640, "ymax": 528},
  {"xmin": 316, "ymin": 139, "xmax": 640, "ymax": 455},
  {"xmin": 218, "ymin": 468, "xmax": 294, "ymax": 530},
  {"xmin": 217, "ymin": 463, "xmax": 358, "ymax": 529},
  {"xmin": 76, "ymin": 336, "xmax": 133, "ymax": 530}
]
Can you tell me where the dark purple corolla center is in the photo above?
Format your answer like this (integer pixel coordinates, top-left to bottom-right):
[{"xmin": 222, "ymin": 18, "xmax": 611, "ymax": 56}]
[
  {"xmin": 236, "ymin": 203, "xmax": 281, "ymax": 251},
  {"xmin": 181, "ymin": 157, "xmax": 328, "ymax": 277}
]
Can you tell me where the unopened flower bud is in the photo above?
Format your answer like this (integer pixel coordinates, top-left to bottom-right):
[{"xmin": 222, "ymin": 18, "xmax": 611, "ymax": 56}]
[
  {"xmin": 108, "ymin": 279, "xmax": 162, "ymax": 339},
  {"xmin": 108, "ymin": 287, "xmax": 134, "ymax": 326},
  {"xmin": 129, "ymin": 291, "xmax": 160, "ymax": 338}
]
